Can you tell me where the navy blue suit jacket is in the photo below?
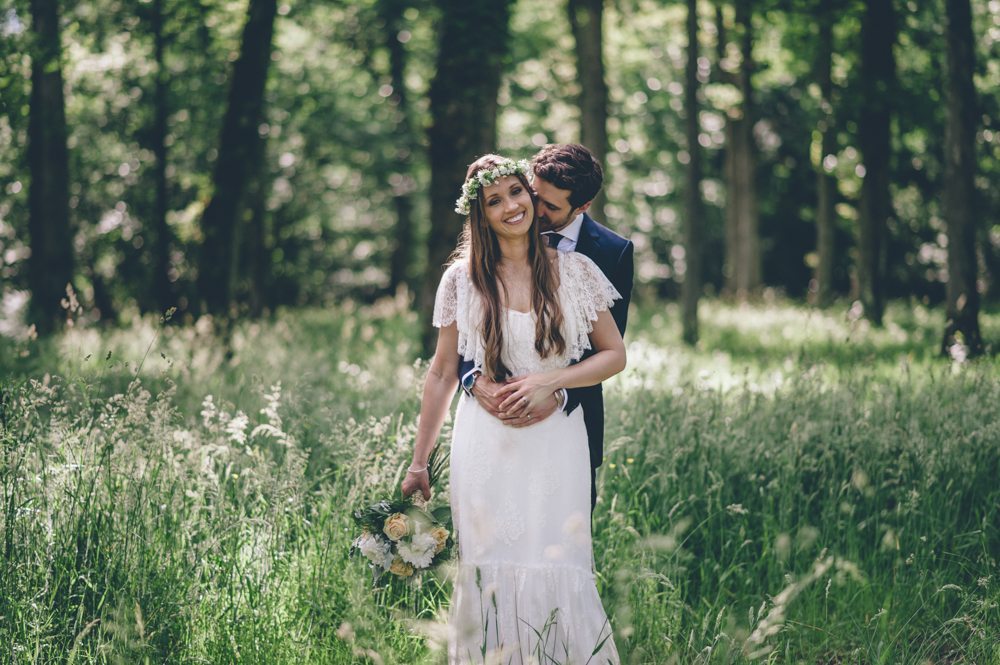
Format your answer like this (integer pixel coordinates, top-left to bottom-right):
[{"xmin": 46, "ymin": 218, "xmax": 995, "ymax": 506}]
[{"xmin": 457, "ymin": 213, "xmax": 634, "ymax": 471}]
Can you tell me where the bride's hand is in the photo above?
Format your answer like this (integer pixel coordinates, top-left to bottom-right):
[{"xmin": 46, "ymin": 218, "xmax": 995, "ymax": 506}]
[
  {"xmin": 495, "ymin": 372, "xmax": 557, "ymax": 417},
  {"xmin": 401, "ymin": 468, "xmax": 431, "ymax": 501}
]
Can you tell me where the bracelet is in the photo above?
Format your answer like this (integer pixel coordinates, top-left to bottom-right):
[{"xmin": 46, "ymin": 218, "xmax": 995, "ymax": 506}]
[{"xmin": 407, "ymin": 464, "xmax": 428, "ymax": 474}]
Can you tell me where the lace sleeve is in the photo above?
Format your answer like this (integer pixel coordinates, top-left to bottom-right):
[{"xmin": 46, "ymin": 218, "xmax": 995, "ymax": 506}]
[
  {"xmin": 431, "ymin": 261, "xmax": 481, "ymax": 363},
  {"xmin": 561, "ymin": 252, "xmax": 622, "ymax": 360},
  {"xmin": 432, "ymin": 263, "xmax": 462, "ymax": 327}
]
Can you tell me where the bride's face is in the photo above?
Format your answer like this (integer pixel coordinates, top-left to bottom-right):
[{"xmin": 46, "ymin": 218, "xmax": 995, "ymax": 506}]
[{"xmin": 480, "ymin": 176, "xmax": 534, "ymax": 240}]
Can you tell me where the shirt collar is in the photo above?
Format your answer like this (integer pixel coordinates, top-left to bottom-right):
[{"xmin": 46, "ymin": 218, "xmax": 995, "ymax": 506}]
[{"xmin": 553, "ymin": 213, "xmax": 585, "ymax": 243}]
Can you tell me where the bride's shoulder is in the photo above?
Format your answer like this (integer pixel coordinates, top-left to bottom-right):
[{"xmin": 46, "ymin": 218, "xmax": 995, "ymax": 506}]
[
  {"xmin": 446, "ymin": 258, "xmax": 473, "ymax": 281},
  {"xmin": 437, "ymin": 259, "xmax": 473, "ymax": 297},
  {"xmin": 433, "ymin": 259, "xmax": 472, "ymax": 327},
  {"xmin": 560, "ymin": 250, "xmax": 601, "ymax": 275}
]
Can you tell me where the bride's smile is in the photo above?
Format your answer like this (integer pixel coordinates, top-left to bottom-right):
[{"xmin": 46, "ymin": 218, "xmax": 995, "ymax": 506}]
[
  {"xmin": 502, "ymin": 211, "xmax": 526, "ymax": 225},
  {"xmin": 482, "ymin": 176, "xmax": 534, "ymax": 238}
]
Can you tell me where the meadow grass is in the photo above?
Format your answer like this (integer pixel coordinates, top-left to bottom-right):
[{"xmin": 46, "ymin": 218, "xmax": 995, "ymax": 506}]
[{"xmin": 0, "ymin": 298, "xmax": 997, "ymax": 663}]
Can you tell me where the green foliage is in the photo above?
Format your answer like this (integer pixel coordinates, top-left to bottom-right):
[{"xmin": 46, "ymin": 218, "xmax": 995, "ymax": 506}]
[
  {"xmin": 2, "ymin": 0, "xmax": 999, "ymax": 325},
  {"xmin": 1, "ymin": 300, "xmax": 997, "ymax": 662}
]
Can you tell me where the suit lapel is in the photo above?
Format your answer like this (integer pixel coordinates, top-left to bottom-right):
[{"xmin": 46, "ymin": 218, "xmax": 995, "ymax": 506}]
[{"xmin": 575, "ymin": 214, "xmax": 603, "ymax": 259}]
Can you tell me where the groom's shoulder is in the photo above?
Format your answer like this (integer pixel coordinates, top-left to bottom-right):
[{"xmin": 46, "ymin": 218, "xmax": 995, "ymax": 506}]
[{"xmin": 583, "ymin": 214, "xmax": 632, "ymax": 251}]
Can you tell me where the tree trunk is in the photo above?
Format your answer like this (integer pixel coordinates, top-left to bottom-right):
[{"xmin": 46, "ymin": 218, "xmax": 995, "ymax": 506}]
[
  {"xmin": 722, "ymin": 0, "xmax": 759, "ymax": 299},
  {"xmin": 26, "ymin": 0, "xmax": 73, "ymax": 334},
  {"xmin": 568, "ymin": 0, "xmax": 609, "ymax": 223},
  {"xmin": 857, "ymin": 0, "xmax": 895, "ymax": 326},
  {"xmin": 814, "ymin": 0, "xmax": 836, "ymax": 306},
  {"xmin": 242, "ymin": 133, "xmax": 270, "ymax": 318},
  {"xmin": 151, "ymin": 0, "xmax": 174, "ymax": 313},
  {"xmin": 716, "ymin": 5, "xmax": 736, "ymax": 295},
  {"xmin": 381, "ymin": 0, "xmax": 417, "ymax": 296},
  {"xmin": 681, "ymin": 0, "xmax": 703, "ymax": 346},
  {"xmin": 422, "ymin": 0, "xmax": 513, "ymax": 353},
  {"xmin": 197, "ymin": 0, "xmax": 277, "ymax": 316},
  {"xmin": 941, "ymin": 0, "xmax": 983, "ymax": 357}
]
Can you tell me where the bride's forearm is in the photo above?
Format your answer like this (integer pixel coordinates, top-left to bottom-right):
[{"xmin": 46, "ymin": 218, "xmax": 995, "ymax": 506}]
[{"xmin": 411, "ymin": 366, "xmax": 459, "ymax": 466}]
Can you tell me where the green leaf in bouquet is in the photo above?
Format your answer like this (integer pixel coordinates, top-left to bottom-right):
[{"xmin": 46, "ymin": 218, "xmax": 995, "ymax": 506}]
[
  {"xmin": 426, "ymin": 441, "xmax": 450, "ymax": 489},
  {"xmin": 352, "ymin": 496, "xmax": 413, "ymax": 533},
  {"xmin": 431, "ymin": 506, "xmax": 452, "ymax": 525}
]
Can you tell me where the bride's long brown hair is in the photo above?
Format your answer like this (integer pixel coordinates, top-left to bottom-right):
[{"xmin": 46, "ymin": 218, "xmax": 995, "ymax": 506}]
[{"xmin": 454, "ymin": 154, "xmax": 565, "ymax": 380}]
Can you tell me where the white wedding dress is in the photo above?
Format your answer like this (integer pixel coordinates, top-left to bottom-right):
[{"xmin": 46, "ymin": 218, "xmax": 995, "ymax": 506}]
[{"xmin": 433, "ymin": 251, "xmax": 621, "ymax": 665}]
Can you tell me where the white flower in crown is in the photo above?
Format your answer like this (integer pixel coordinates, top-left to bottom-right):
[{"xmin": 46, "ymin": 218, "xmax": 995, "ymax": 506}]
[{"xmin": 454, "ymin": 158, "xmax": 532, "ymax": 215}]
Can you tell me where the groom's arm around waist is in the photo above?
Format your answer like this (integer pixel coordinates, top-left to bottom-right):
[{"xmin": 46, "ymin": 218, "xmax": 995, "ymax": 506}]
[
  {"xmin": 564, "ymin": 240, "xmax": 634, "ymax": 416},
  {"xmin": 563, "ymin": 383, "xmax": 601, "ymax": 416}
]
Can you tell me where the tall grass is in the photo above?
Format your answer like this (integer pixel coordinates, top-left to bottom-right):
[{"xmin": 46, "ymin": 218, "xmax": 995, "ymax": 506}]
[{"xmin": 0, "ymin": 298, "xmax": 997, "ymax": 663}]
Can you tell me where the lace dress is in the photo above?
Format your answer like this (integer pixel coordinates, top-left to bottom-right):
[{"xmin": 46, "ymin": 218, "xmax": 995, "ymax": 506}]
[{"xmin": 432, "ymin": 251, "xmax": 621, "ymax": 665}]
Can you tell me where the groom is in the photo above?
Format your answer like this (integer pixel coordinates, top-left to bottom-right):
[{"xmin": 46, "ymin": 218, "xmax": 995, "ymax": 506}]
[{"xmin": 458, "ymin": 143, "xmax": 634, "ymax": 509}]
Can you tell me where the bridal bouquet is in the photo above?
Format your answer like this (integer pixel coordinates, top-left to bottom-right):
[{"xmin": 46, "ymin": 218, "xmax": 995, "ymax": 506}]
[{"xmin": 350, "ymin": 445, "xmax": 452, "ymax": 581}]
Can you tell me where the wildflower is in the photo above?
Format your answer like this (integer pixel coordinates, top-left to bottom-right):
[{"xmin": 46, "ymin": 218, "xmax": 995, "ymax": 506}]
[
  {"xmin": 226, "ymin": 411, "xmax": 249, "ymax": 445},
  {"xmin": 200, "ymin": 395, "xmax": 217, "ymax": 427},
  {"xmin": 948, "ymin": 341, "xmax": 968, "ymax": 364},
  {"xmin": 260, "ymin": 382, "xmax": 283, "ymax": 429}
]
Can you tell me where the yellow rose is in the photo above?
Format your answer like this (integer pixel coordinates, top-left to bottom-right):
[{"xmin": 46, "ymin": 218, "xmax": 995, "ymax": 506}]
[
  {"xmin": 383, "ymin": 513, "xmax": 410, "ymax": 541},
  {"xmin": 389, "ymin": 556, "xmax": 414, "ymax": 577},
  {"xmin": 430, "ymin": 526, "xmax": 449, "ymax": 554}
]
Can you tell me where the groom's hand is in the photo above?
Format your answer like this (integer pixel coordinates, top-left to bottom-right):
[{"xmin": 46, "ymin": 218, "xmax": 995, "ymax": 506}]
[
  {"xmin": 495, "ymin": 375, "xmax": 560, "ymax": 427},
  {"xmin": 502, "ymin": 391, "xmax": 559, "ymax": 428},
  {"xmin": 471, "ymin": 375, "xmax": 506, "ymax": 420}
]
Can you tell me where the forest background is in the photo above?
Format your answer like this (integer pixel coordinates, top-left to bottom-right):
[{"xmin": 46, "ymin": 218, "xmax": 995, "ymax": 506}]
[{"xmin": 1, "ymin": 0, "xmax": 998, "ymax": 347}]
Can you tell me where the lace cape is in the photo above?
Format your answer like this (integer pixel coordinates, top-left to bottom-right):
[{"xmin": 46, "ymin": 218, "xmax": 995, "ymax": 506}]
[{"xmin": 432, "ymin": 252, "xmax": 621, "ymax": 367}]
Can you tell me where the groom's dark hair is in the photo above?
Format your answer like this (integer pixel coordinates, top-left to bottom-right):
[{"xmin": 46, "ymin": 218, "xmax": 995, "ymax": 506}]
[{"xmin": 532, "ymin": 144, "xmax": 604, "ymax": 209}]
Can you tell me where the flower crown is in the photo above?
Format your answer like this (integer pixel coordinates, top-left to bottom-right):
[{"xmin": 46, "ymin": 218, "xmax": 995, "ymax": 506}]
[{"xmin": 454, "ymin": 159, "xmax": 533, "ymax": 215}]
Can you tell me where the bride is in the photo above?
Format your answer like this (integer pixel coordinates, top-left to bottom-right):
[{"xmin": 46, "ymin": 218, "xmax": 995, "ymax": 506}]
[{"xmin": 402, "ymin": 154, "xmax": 624, "ymax": 664}]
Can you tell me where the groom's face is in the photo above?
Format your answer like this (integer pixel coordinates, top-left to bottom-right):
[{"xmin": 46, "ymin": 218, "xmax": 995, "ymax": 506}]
[{"xmin": 532, "ymin": 176, "xmax": 589, "ymax": 233}]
